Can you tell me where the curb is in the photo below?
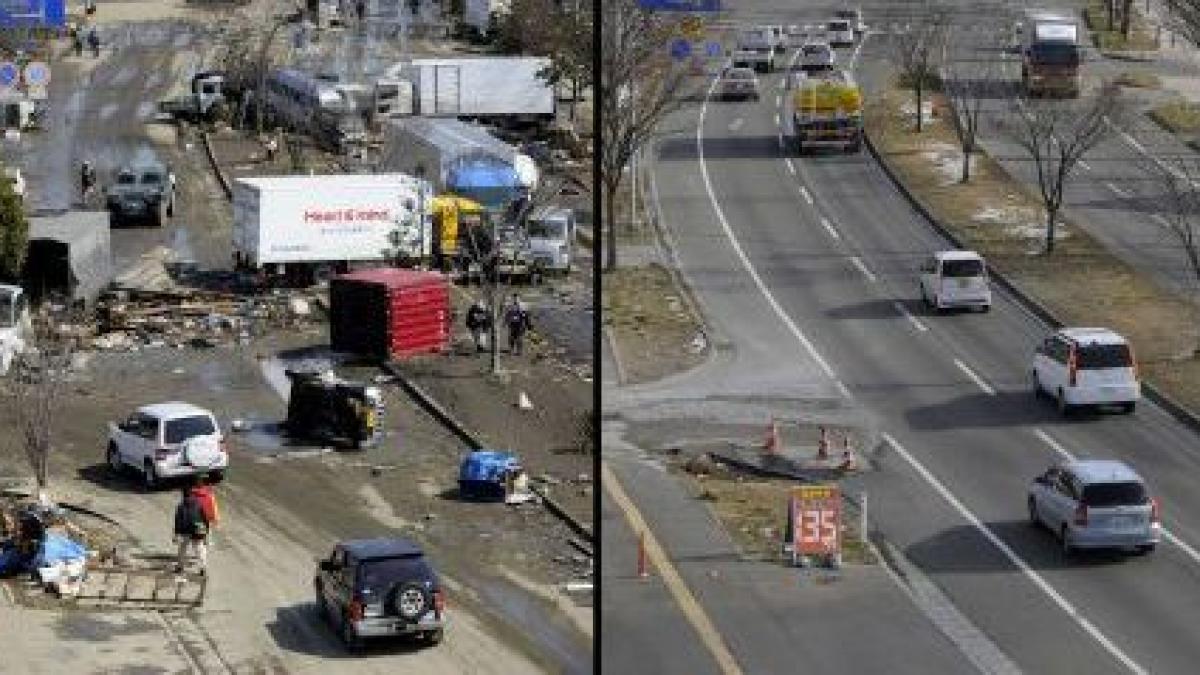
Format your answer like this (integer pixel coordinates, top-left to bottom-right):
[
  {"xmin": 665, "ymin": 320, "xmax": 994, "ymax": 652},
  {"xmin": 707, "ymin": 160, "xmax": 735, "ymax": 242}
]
[
  {"xmin": 862, "ymin": 128, "xmax": 1200, "ymax": 436},
  {"xmin": 602, "ymin": 325, "xmax": 627, "ymax": 385},
  {"xmin": 379, "ymin": 361, "xmax": 594, "ymax": 543},
  {"xmin": 201, "ymin": 131, "xmax": 233, "ymax": 201}
]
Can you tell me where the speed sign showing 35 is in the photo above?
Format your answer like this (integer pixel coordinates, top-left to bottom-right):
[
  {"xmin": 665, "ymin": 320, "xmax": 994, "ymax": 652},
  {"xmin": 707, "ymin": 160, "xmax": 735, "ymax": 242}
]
[{"xmin": 790, "ymin": 484, "xmax": 841, "ymax": 558}]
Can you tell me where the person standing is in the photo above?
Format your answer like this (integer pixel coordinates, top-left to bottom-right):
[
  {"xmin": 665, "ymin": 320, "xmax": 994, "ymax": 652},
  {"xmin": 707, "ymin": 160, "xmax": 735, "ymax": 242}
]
[
  {"xmin": 174, "ymin": 475, "xmax": 219, "ymax": 574},
  {"xmin": 504, "ymin": 294, "xmax": 532, "ymax": 355},
  {"xmin": 465, "ymin": 299, "xmax": 491, "ymax": 352}
]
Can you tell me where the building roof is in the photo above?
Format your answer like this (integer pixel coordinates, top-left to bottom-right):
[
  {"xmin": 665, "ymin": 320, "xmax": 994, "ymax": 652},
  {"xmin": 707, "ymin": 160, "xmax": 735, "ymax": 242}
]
[
  {"xmin": 137, "ymin": 401, "xmax": 215, "ymax": 421},
  {"xmin": 342, "ymin": 537, "xmax": 424, "ymax": 560},
  {"xmin": 1067, "ymin": 459, "xmax": 1142, "ymax": 484}
]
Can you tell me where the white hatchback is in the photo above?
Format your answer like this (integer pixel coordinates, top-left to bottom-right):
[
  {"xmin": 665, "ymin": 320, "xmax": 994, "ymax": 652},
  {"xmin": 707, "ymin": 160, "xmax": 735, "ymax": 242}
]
[
  {"xmin": 107, "ymin": 401, "xmax": 228, "ymax": 489},
  {"xmin": 1032, "ymin": 328, "xmax": 1140, "ymax": 415},
  {"xmin": 919, "ymin": 250, "xmax": 992, "ymax": 312}
]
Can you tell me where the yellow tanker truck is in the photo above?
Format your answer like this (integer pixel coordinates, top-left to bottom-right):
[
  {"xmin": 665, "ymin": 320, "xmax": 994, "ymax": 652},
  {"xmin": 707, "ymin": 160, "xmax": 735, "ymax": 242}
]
[{"xmin": 788, "ymin": 70, "xmax": 863, "ymax": 155}]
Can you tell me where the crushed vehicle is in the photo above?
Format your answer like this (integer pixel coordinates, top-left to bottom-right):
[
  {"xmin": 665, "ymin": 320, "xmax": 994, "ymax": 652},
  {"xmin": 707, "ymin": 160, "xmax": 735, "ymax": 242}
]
[
  {"xmin": 284, "ymin": 370, "xmax": 384, "ymax": 450},
  {"xmin": 315, "ymin": 537, "xmax": 446, "ymax": 651},
  {"xmin": 0, "ymin": 284, "xmax": 31, "ymax": 375},
  {"xmin": 158, "ymin": 71, "xmax": 228, "ymax": 123},
  {"xmin": 105, "ymin": 161, "xmax": 176, "ymax": 227},
  {"xmin": 107, "ymin": 401, "xmax": 229, "ymax": 489},
  {"xmin": 787, "ymin": 69, "xmax": 863, "ymax": 154},
  {"xmin": 717, "ymin": 66, "xmax": 761, "ymax": 101},
  {"xmin": 431, "ymin": 193, "xmax": 490, "ymax": 271}
]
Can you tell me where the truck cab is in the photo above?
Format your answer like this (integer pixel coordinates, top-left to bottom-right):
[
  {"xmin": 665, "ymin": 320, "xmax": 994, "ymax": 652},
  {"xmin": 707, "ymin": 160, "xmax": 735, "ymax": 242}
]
[
  {"xmin": 526, "ymin": 206, "xmax": 576, "ymax": 274},
  {"xmin": 1016, "ymin": 11, "xmax": 1081, "ymax": 98},
  {"xmin": 0, "ymin": 284, "xmax": 31, "ymax": 375}
]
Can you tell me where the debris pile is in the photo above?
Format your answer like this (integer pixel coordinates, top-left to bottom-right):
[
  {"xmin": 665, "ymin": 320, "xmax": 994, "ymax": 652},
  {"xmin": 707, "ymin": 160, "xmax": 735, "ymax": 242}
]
[{"xmin": 0, "ymin": 498, "xmax": 95, "ymax": 598}]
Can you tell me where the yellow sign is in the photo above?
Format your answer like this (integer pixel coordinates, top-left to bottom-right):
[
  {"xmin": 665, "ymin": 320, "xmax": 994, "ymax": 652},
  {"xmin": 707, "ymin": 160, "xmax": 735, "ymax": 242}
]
[{"xmin": 794, "ymin": 484, "xmax": 836, "ymax": 501}]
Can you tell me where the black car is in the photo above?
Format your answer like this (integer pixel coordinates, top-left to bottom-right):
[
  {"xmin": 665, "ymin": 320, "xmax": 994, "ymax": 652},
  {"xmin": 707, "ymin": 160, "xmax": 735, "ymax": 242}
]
[
  {"xmin": 105, "ymin": 161, "xmax": 175, "ymax": 226},
  {"xmin": 314, "ymin": 537, "xmax": 445, "ymax": 651}
]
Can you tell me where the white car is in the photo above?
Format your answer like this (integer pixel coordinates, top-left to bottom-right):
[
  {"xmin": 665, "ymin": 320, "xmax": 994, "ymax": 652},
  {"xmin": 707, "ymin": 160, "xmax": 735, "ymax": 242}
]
[
  {"xmin": 1032, "ymin": 327, "xmax": 1140, "ymax": 415},
  {"xmin": 918, "ymin": 250, "xmax": 992, "ymax": 312},
  {"xmin": 107, "ymin": 402, "xmax": 228, "ymax": 489},
  {"xmin": 834, "ymin": 8, "xmax": 866, "ymax": 35},
  {"xmin": 826, "ymin": 19, "xmax": 855, "ymax": 46},
  {"xmin": 1029, "ymin": 460, "xmax": 1159, "ymax": 556},
  {"xmin": 718, "ymin": 67, "xmax": 761, "ymax": 100},
  {"xmin": 800, "ymin": 41, "xmax": 836, "ymax": 72}
]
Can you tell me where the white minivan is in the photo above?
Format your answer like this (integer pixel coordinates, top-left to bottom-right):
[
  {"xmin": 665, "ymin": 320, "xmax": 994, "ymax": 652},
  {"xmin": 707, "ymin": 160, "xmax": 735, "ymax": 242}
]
[
  {"xmin": 527, "ymin": 206, "xmax": 576, "ymax": 273},
  {"xmin": 919, "ymin": 250, "xmax": 992, "ymax": 312},
  {"xmin": 1032, "ymin": 327, "xmax": 1140, "ymax": 415}
]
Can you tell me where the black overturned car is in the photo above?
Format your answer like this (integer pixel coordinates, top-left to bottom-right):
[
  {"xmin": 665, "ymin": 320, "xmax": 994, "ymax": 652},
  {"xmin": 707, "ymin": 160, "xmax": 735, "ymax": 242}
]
[
  {"xmin": 314, "ymin": 537, "xmax": 446, "ymax": 651},
  {"xmin": 105, "ymin": 161, "xmax": 175, "ymax": 226}
]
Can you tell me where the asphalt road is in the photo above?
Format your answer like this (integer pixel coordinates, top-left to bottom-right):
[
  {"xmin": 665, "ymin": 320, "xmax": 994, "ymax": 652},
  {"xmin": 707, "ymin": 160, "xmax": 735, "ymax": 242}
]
[{"xmin": 610, "ymin": 1, "xmax": 1200, "ymax": 672}]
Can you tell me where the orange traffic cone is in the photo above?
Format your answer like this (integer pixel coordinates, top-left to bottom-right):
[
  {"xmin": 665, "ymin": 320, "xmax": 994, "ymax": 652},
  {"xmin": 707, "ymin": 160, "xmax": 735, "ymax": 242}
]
[
  {"xmin": 764, "ymin": 419, "xmax": 781, "ymax": 453},
  {"xmin": 817, "ymin": 426, "xmax": 829, "ymax": 460},
  {"xmin": 637, "ymin": 531, "xmax": 650, "ymax": 580}
]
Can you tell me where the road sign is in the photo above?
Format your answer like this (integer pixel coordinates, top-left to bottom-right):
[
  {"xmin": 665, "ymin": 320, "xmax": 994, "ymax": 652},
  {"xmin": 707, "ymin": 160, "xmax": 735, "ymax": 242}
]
[
  {"xmin": 787, "ymin": 484, "xmax": 841, "ymax": 562},
  {"xmin": 705, "ymin": 40, "xmax": 723, "ymax": 58},
  {"xmin": 22, "ymin": 61, "xmax": 48, "ymax": 87},
  {"xmin": 669, "ymin": 37, "xmax": 692, "ymax": 61},
  {"xmin": 0, "ymin": 62, "xmax": 16, "ymax": 89},
  {"xmin": 639, "ymin": 0, "xmax": 720, "ymax": 12}
]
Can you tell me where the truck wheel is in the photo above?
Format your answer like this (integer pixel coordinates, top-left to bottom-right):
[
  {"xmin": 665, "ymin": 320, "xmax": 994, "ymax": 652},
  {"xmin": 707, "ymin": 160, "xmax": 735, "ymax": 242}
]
[
  {"xmin": 142, "ymin": 461, "xmax": 159, "ymax": 491},
  {"xmin": 166, "ymin": 198, "xmax": 174, "ymax": 218}
]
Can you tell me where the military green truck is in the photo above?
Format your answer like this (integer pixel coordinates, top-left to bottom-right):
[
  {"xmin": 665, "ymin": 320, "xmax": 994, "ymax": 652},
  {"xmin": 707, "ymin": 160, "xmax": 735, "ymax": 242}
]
[{"xmin": 104, "ymin": 161, "xmax": 176, "ymax": 226}]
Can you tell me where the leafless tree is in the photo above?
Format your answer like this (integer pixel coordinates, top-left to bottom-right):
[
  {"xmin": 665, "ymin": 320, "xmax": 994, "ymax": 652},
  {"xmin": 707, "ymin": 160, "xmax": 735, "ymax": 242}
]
[
  {"xmin": 1141, "ymin": 156, "xmax": 1200, "ymax": 308},
  {"xmin": 1165, "ymin": 0, "xmax": 1200, "ymax": 45},
  {"xmin": 998, "ymin": 82, "xmax": 1123, "ymax": 253},
  {"xmin": 941, "ymin": 37, "xmax": 1000, "ymax": 183},
  {"xmin": 891, "ymin": 3, "xmax": 950, "ymax": 133},
  {"xmin": 2, "ymin": 308, "xmax": 84, "ymax": 506},
  {"xmin": 600, "ymin": 0, "xmax": 689, "ymax": 272}
]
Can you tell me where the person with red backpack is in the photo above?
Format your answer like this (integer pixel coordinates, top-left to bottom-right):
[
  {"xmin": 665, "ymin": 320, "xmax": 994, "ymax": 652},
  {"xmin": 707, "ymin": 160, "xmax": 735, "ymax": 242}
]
[{"xmin": 174, "ymin": 475, "xmax": 219, "ymax": 574}]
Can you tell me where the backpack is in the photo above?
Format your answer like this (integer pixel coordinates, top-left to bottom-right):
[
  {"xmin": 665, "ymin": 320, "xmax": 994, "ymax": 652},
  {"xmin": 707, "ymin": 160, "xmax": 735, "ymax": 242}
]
[{"xmin": 175, "ymin": 494, "xmax": 207, "ymax": 537}]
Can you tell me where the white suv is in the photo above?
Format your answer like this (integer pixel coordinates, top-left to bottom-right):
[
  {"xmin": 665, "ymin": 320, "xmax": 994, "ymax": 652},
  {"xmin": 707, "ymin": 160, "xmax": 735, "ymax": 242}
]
[
  {"xmin": 107, "ymin": 402, "xmax": 228, "ymax": 489},
  {"xmin": 1032, "ymin": 328, "xmax": 1139, "ymax": 415},
  {"xmin": 919, "ymin": 250, "xmax": 992, "ymax": 312},
  {"xmin": 1029, "ymin": 460, "xmax": 1160, "ymax": 556}
]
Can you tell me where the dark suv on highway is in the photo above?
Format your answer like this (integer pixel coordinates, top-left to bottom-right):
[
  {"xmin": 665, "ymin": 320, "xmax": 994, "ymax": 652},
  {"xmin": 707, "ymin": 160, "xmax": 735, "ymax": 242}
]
[
  {"xmin": 314, "ymin": 537, "xmax": 445, "ymax": 651},
  {"xmin": 105, "ymin": 160, "xmax": 175, "ymax": 226}
]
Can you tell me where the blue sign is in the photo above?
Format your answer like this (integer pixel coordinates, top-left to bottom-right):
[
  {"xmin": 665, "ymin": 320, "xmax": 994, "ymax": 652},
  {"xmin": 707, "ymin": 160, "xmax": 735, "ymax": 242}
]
[
  {"xmin": 0, "ymin": 62, "xmax": 16, "ymax": 88},
  {"xmin": 670, "ymin": 38, "xmax": 692, "ymax": 60},
  {"xmin": 638, "ymin": 0, "xmax": 720, "ymax": 12},
  {"xmin": 705, "ymin": 40, "xmax": 722, "ymax": 57},
  {"xmin": 22, "ymin": 61, "xmax": 47, "ymax": 86}
]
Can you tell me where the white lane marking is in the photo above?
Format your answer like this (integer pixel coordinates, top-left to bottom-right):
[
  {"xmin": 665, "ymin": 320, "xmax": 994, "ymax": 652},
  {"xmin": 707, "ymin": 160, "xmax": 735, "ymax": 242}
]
[
  {"xmin": 784, "ymin": 158, "xmax": 796, "ymax": 174},
  {"xmin": 1079, "ymin": 160, "xmax": 1092, "ymax": 171},
  {"xmin": 892, "ymin": 301, "xmax": 928, "ymax": 332},
  {"xmin": 835, "ymin": 380, "xmax": 853, "ymax": 400},
  {"xmin": 849, "ymin": 256, "xmax": 878, "ymax": 283},
  {"xmin": 775, "ymin": 94, "xmax": 781, "ymax": 106},
  {"xmin": 1106, "ymin": 182, "xmax": 1130, "ymax": 198},
  {"xmin": 1034, "ymin": 428, "xmax": 1200, "ymax": 568},
  {"xmin": 799, "ymin": 186, "xmax": 813, "ymax": 205},
  {"xmin": 820, "ymin": 216, "xmax": 840, "ymax": 240},
  {"xmin": 954, "ymin": 358, "xmax": 995, "ymax": 395},
  {"xmin": 774, "ymin": 113, "xmax": 781, "ymax": 126},
  {"xmin": 697, "ymin": 77, "xmax": 838, "ymax": 380},
  {"xmin": 882, "ymin": 433, "xmax": 1148, "ymax": 675}
]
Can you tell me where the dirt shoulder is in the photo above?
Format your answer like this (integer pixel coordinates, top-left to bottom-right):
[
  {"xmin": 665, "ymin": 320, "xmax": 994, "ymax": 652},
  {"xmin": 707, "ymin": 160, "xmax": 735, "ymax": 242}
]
[
  {"xmin": 866, "ymin": 85, "xmax": 1200, "ymax": 407},
  {"xmin": 603, "ymin": 263, "xmax": 707, "ymax": 385}
]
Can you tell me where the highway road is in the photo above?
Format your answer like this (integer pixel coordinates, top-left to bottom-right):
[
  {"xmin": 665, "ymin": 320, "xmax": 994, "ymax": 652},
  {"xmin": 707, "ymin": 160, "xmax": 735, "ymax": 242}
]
[{"xmin": 606, "ymin": 1, "xmax": 1200, "ymax": 672}]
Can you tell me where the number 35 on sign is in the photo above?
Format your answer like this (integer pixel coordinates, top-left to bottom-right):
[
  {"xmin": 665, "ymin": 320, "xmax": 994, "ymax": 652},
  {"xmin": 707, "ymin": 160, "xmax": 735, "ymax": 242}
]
[{"xmin": 788, "ymin": 484, "xmax": 841, "ymax": 560}]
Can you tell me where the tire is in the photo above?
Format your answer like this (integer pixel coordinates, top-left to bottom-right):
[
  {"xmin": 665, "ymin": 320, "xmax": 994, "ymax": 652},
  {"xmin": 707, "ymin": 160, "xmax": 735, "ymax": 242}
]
[
  {"xmin": 1028, "ymin": 497, "xmax": 1041, "ymax": 528},
  {"xmin": 1134, "ymin": 544, "xmax": 1156, "ymax": 555},
  {"xmin": 207, "ymin": 469, "xmax": 225, "ymax": 483},
  {"xmin": 1061, "ymin": 526, "xmax": 1075, "ymax": 557},
  {"xmin": 388, "ymin": 581, "xmax": 430, "ymax": 622},
  {"xmin": 920, "ymin": 284, "xmax": 930, "ymax": 308},
  {"xmin": 1121, "ymin": 402, "xmax": 1136, "ymax": 414},
  {"xmin": 423, "ymin": 628, "xmax": 444, "ymax": 646},
  {"xmin": 1056, "ymin": 389, "xmax": 1073, "ymax": 417},
  {"xmin": 142, "ymin": 460, "xmax": 158, "ymax": 491},
  {"xmin": 166, "ymin": 197, "xmax": 175, "ymax": 218},
  {"xmin": 107, "ymin": 444, "xmax": 123, "ymax": 474},
  {"xmin": 980, "ymin": 304, "xmax": 991, "ymax": 313},
  {"xmin": 1032, "ymin": 371, "xmax": 1044, "ymax": 398}
]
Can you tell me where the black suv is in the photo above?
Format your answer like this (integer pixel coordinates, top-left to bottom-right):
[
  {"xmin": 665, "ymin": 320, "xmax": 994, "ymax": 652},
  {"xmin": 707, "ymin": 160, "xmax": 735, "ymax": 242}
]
[
  {"xmin": 314, "ymin": 537, "xmax": 445, "ymax": 651},
  {"xmin": 105, "ymin": 161, "xmax": 175, "ymax": 226}
]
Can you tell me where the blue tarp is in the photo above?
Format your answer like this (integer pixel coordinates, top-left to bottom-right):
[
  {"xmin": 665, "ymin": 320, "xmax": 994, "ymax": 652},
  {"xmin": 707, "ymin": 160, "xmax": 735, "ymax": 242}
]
[
  {"xmin": 32, "ymin": 532, "xmax": 86, "ymax": 569},
  {"xmin": 459, "ymin": 450, "xmax": 520, "ymax": 484},
  {"xmin": 447, "ymin": 161, "xmax": 522, "ymax": 209}
]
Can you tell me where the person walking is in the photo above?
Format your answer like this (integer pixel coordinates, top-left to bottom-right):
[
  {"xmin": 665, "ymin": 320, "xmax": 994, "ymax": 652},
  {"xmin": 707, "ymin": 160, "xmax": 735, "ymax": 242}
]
[
  {"xmin": 465, "ymin": 299, "xmax": 491, "ymax": 352},
  {"xmin": 80, "ymin": 161, "xmax": 95, "ymax": 202},
  {"xmin": 174, "ymin": 475, "xmax": 219, "ymax": 574},
  {"xmin": 86, "ymin": 28, "xmax": 100, "ymax": 58},
  {"xmin": 504, "ymin": 294, "xmax": 532, "ymax": 355}
]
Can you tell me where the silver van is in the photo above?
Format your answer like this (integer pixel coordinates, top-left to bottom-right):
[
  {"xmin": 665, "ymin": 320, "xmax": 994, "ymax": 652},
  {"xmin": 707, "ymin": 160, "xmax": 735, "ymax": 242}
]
[
  {"xmin": 527, "ymin": 207, "xmax": 576, "ymax": 273},
  {"xmin": 1028, "ymin": 459, "xmax": 1160, "ymax": 556}
]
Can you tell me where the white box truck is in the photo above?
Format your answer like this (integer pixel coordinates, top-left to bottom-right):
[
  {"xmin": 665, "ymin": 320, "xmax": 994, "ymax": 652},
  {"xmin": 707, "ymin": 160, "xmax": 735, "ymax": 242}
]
[
  {"xmin": 381, "ymin": 57, "xmax": 555, "ymax": 123},
  {"xmin": 232, "ymin": 174, "xmax": 434, "ymax": 284}
]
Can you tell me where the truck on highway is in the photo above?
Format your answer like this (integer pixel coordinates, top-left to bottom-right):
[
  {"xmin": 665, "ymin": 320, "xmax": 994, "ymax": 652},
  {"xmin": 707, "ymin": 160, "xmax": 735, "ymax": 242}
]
[
  {"xmin": 731, "ymin": 26, "xmax": 782, "ymax": 73},
  {"xmin": 231, "ymin": 173, "xmax": 433, "ymax": 285},
  {"xmin": 1015, "ymin": 10, "xmax": 1081, "ymax": 98},
  {"xmin": 158, "ymin": 72, "xmax": 228, "ymax": 123},
  {"xmin": 787, "ymin": 70, "xmax": 863, "ymax": 154}
]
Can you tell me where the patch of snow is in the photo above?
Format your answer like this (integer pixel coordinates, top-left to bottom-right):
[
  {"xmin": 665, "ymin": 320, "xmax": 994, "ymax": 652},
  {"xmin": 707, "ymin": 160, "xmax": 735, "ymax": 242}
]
[{"xmin": 921, "ymin": 141, "xmax": 975, "ymax": 186}]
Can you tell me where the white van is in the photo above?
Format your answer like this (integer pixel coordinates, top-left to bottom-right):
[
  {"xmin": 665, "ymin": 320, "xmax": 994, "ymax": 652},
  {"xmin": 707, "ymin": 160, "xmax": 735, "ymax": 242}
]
[
  {"xmin": 1032, "ymin": 327, "xmax": 1140, "ymax": 415},
  {"xmin": 919, "ymin": 250, "xmax": 992, "ymax": 312},
  {"xmin": 527, "ymin": 206, "xmax": 576, "ymax": 273}
]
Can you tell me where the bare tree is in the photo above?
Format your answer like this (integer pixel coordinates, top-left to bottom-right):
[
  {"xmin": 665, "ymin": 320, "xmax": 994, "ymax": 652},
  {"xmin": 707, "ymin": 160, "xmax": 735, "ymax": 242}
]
[
  {"xmin": 1165, "ymin": 0, "xmax": 1200, "ymax": 45},
  {"xmin": 1142, "ymin": 156, "xmax": 1200, "ymax": 308},
  {"xmin": 891, "ymin": 3, "xmax": 950, "ymax": 133},
  {"xmin": 941, "ymin": 38, "xmax": 999, "ymax": 183},
  {"xmin": 998, "ymin": 83, "xmax": 1122, "ymax": 253},
  {"xmin": 3, "ymin": 308, "xmax": 83, "ymax": 505}
]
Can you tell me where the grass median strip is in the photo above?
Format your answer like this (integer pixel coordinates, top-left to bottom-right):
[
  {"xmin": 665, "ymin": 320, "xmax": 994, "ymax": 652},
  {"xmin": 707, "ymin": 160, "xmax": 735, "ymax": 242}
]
[
  {"xmin": 866, "ymin": 86, "xmax": 1200, "ymax": 414},
  {"xmin": 603, "ymin": 264, "xmax": 707, "ymax": 384}
]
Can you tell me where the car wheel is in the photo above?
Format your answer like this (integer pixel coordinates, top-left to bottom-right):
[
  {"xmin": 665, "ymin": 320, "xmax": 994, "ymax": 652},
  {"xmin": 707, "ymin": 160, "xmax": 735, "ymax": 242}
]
[
  {"xmin": 1028, "ymin": 497, "xmax": 1041, "ymax": 528},
  {"xmin": 1134, "ymin": 544, "xmax": 1155, "ymax": 555},
  {"xmin": 142, "ymin": 461, "xmax": 158, "ymax": 491},
  {"xmin": 107, "ymin": 444, "xmax": 123, "ymax": 474},
  {"xmin": 207, "ymin": 469, "xmax": 225, "ymax": 483},
  {"xmin": 1032, "ymin": 371, "xmax": 1044, "ymax": 398},
  {"xmin": 423, "ymin": 628, "xmax": 444, "ymax": 646},
  {"xmin": 1122, "ymin": 402, "xmax": 1136, "ymax": 414},
  {"xmin": 1056, "ymin": 389, "xmax": 1072, "ymax": 417},
  {"xmin": 980, "ymin": 304, "xmax": 991, "ymax": 313},
  {"xmin": 166, "ymin": 198, "xmax": 175, "ymax": 218},
  {"xmin": 1061, "ymin": 526, "xmax": 1075, "ymax": 557},
  {"xmin": 920, "ymin": 284, "xmax": 930, "ymax": 307}
]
